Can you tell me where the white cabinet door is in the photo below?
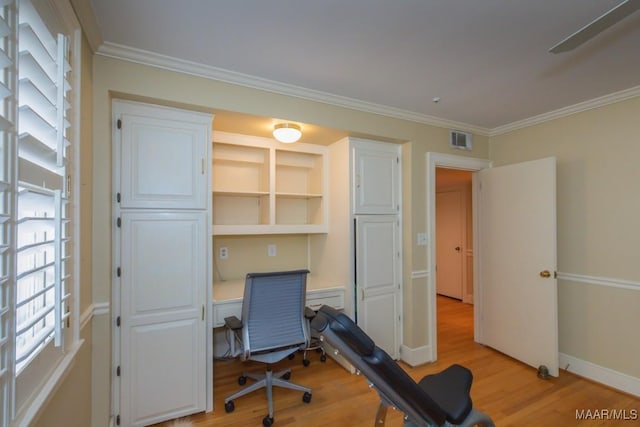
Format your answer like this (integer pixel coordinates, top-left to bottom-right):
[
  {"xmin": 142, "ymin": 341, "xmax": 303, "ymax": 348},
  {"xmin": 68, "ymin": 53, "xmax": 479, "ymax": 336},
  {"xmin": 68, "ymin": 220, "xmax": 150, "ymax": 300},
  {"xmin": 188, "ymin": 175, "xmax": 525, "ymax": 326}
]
[
  {"xmin": 352, "ymin": 140, "xmax": 400, "ymax": 215},
  {"xmin": 116, "ymin": 102, "xmax": 210, "ymax": 210},
  {"xmin": 356, "ymin": 215, "xmax": 400, "ymax": 359},
  {"xmin": 120, "ymin": 211, "xmax": 207, "ymax": 426}
]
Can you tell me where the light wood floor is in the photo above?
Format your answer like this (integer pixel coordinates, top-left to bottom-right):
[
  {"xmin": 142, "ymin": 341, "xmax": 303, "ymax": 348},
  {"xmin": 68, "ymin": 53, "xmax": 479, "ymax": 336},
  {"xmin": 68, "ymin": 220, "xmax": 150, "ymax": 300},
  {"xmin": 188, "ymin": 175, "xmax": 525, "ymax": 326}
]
[{"xmin": 156, "ymin": 296, "xmax": 639, "ymax": 426}]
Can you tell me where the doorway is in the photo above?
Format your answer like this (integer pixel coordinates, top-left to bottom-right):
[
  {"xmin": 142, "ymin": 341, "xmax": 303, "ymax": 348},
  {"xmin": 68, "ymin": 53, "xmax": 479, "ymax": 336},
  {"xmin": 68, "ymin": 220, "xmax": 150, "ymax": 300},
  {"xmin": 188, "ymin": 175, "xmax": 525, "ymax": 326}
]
[
  {"xmin": 425, "ymin": 153, "xmax": 492, "ymax": 362},
  {"xmin": 435, "ymin": 168, "xmax": 474, "ymax": 348},
  {"xmin": 435, "ymin": 168, "xmax": 473, "ymax": 302}
]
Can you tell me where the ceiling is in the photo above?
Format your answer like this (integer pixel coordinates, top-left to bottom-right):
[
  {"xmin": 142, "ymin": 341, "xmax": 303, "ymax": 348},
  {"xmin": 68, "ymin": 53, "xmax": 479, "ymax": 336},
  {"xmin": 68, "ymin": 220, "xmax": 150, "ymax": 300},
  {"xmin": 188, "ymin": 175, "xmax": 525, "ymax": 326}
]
[{"xmin": 87, "ymin": 0, "xmax": 640, "ymax": 134}]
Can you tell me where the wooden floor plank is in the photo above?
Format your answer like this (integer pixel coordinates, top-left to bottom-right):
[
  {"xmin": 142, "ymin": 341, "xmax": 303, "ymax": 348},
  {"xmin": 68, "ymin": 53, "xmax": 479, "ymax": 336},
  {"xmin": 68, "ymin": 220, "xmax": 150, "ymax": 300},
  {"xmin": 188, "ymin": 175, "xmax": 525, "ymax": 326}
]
[{"xmin": 154, "ymin": 296, "xmax": 639, "ymax": 426}]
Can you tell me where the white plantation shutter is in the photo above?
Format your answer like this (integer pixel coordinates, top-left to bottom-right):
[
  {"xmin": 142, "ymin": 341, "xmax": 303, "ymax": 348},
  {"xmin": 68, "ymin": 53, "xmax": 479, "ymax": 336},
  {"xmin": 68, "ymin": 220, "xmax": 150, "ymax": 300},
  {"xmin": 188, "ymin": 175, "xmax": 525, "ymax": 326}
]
[
  {"xmin": 0, "ymin": 1, "xmax": 16, "ymax": 425},
  {"xmin": 15, "ymin": 0, "xmax": 71, "ymax": 372},
  {"xmin": 0, "ymin": 0, "xmax": 76, "ymax": 424}
]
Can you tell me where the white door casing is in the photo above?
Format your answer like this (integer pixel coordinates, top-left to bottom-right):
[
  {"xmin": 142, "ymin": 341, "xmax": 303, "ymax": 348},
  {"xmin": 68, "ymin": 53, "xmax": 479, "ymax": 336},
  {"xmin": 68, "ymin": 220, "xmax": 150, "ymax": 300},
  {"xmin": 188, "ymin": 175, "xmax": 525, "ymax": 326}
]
[
  {"xmin": 426, "ymin": 153, "xmax": 491, "ymax": 362},
  {"xmin": 436, "ymin": 189, "xmax": 464, "ymax": 299},
  {"xmin": 356, "ymin": 215, "xmax": 401, "ymax": 359},
  {"xmin": 478, "ymin": 157, "xmax": 558, "ymax": 376}
]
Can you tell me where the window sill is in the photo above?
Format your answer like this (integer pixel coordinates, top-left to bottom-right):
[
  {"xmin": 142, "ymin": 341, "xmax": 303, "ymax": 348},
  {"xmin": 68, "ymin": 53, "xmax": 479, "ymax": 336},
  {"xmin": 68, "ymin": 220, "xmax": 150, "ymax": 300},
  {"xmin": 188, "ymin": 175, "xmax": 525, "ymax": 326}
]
[{"xmin": 14, "ymin": 339, "xmax": 85, "ymax": 427}]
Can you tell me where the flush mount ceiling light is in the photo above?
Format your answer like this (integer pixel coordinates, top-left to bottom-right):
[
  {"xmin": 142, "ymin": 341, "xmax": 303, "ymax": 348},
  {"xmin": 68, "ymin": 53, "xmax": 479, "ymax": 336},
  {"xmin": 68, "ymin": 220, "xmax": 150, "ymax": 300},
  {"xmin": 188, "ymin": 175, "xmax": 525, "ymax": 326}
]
[{"xmin": 273, "ymin": 123, "xmax": 302, "ymax": 143}]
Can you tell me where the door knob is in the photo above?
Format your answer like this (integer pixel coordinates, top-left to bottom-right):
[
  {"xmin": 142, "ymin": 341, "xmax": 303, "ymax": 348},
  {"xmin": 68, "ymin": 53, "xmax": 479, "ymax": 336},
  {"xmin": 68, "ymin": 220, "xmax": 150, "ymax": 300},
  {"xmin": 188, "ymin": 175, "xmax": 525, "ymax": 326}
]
[
  {"xmin": 539, "ymin": 270, "xmax": 555, "ymax": 278},
  {"xmin": 455, "ymin": 246, "xmax": 461, "ymax": 252}
]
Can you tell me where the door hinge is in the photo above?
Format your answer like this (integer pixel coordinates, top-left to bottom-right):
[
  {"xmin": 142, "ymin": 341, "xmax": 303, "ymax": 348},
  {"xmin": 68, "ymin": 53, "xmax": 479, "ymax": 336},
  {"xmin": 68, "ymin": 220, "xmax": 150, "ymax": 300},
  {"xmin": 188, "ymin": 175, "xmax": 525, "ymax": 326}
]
[
  {"xmin": 116, "ymin": 192, "xmax": 121, "ymax": 203},
  {"xmin": 396, "ymin": 156, "xmax": 399, "ymax": 164},
  {"xmin": 116, "ymin": 415, "xmax": 120, "ymax": 426},
  {"xmin": 202, "ymin": 305, "xmax": 205, "ymax": 321},
  {"xmin": 116, "ymin": 217, "xmax": 121, "ymax": 227},
  {"xmin": 116, "ymin": 366, "xmax": 121, "ymax": 377},
  {"xmin": 116, "ymin": 316, "xmax": 121, "ymax": 327},
  {"xmin": 117, "ymin": 119, "xmax": 122, "ymax": 129},
  {"xmin": 116, "ymin": 267, "xmax": 121, "ymax": 277},
  {"xmin": 201, "ymin": 158, "xmax": 205, "ymax": 175}
]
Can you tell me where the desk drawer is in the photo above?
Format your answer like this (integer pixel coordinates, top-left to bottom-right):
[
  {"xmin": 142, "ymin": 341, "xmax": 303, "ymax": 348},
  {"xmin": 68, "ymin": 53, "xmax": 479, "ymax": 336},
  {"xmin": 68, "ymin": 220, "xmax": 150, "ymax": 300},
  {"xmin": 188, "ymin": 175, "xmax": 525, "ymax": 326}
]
[{"xmin": 306, "ymin": 291, "xmax": 344, "ymax": 311}]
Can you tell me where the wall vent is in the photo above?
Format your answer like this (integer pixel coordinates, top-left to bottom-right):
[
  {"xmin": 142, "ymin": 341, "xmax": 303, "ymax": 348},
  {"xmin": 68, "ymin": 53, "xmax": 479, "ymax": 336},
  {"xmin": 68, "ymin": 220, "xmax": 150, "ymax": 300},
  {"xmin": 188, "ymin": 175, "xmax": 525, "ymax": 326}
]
[{"xmin": 449, "ymin": 130, "xmax": 472, "ymax": 150}]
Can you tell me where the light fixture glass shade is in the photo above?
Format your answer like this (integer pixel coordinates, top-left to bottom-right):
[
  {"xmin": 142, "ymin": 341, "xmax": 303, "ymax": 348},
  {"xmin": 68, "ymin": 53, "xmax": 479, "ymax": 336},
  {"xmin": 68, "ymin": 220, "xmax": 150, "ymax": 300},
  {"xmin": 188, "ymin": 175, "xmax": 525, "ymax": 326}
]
[{"xmin": 273, "ymin": 123, "xmax": 302, "ymax": 143}]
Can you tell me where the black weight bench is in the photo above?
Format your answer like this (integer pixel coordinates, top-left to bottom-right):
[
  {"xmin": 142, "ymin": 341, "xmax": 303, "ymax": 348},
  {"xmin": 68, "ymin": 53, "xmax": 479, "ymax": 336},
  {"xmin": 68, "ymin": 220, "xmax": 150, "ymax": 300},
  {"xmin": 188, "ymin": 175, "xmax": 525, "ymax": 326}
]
[{"xmin": 311, "ymin": 305, "xmax": 494, "ymax": 427}]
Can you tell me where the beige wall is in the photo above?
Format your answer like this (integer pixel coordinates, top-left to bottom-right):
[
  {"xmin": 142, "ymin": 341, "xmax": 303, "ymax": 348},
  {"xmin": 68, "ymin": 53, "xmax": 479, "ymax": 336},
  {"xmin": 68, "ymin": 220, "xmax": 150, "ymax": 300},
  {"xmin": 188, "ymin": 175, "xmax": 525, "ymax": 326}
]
[
  {"xmin": 490, "ymin": 96, "xmax": 640, "ymax": 377},
  {"xmin": 90, "ymin": 55, "xmax": 490, "ymax": 414},
  {"xmin": 33, "ymin": 327, "xmax": 93, "ymax": 427}
]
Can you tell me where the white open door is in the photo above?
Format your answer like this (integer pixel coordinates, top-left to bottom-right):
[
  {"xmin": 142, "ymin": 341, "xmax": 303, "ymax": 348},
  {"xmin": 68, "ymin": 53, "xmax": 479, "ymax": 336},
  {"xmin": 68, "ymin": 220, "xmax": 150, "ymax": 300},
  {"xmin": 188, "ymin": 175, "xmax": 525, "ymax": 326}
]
[{"xmin": 478, "ymin": 157, "xmax": 558, "ymax": 376}]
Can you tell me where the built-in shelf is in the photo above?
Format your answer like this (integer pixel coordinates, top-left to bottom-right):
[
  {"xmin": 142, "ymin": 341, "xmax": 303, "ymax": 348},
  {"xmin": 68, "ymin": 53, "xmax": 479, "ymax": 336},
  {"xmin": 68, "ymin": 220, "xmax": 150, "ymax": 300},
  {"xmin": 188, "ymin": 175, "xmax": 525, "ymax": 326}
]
[{"xmin": 212, "ymin": 131, "xmax": 328, "ymax": 235}]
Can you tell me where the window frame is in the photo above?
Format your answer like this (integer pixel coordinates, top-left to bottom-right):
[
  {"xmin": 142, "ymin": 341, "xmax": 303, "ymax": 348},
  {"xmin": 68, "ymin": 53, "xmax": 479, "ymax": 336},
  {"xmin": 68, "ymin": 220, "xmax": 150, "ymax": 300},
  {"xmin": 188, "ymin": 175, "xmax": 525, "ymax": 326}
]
[{"xmin": 0, "ymin": 0, "xmax": 82, "ymax": 425}]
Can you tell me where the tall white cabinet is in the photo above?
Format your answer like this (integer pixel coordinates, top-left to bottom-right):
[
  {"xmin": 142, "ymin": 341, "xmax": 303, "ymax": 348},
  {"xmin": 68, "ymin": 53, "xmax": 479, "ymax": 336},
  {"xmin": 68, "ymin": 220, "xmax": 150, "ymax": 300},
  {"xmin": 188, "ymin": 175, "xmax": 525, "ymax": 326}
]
[
  {"xmin": 317, "ymin": 138, "xmax": 402, "ymax": 359},
  {"xmin": 112, "ymin": 101, "xmax": 213, "ymax": 426}
]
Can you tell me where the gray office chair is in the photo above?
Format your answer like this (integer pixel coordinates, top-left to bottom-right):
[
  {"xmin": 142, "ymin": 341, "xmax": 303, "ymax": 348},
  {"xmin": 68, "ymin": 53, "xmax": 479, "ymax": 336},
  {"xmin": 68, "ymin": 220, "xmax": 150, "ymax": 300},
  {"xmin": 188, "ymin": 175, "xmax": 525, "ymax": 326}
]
[{"xmin": 223, "ymin": 270, "xmax": 312, "ymax": 427}]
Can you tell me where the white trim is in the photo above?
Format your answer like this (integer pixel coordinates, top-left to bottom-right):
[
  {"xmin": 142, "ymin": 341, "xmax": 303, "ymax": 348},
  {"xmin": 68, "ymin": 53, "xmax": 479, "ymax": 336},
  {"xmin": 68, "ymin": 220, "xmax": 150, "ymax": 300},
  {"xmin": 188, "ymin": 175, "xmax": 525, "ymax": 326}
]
[
  {"xmin": 560, "ymin": 353, "xmax": 640, "ymax": 398},
  {"xmin": 558, "ymin": 272, "xmax": 640, "ymax": 292},
  {"xmin": 93, "ymin": 302, "xmax": 110, "ymax": 316},
  {"xmin": 425, "ymin": 153, "xmax": 492, "ymax": 362},
  {"xmin": 411, "ymin": 270, "xmax": 430, "ymax": 279},
  {"xmin": 79, "ymin": 305, "xmax": 93, "ymax": 330},
  {"xmin": 15, "ymin": 339, "xmax": 85, "ymax": 427},
  {"xmin": 399, "ymin": 345, "xmax": 432, "ymax": 367},
  {"xmin": 95, "ymin": 42, "xmax": 489, "ymax": 136},
  {"xmin": 66, "ymin": 0, "xmax": 103, "ymax": 51},
  {"xmin": 93, "ymin": 43, "xmax": 640, "ymax": 138},
  {"xmin": 490, "ymin": 85, "xmax": 640, "ymax": 136}
]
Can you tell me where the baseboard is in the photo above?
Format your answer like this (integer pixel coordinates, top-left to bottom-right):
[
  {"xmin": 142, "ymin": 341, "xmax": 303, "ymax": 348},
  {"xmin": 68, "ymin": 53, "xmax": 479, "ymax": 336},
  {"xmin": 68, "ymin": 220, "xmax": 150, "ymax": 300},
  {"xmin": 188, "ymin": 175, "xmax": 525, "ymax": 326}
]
[
  {"xmin": 560, "ymin": 353, "xmax": 640, "ymax": 398},
  {"xmin": 400, "ymin": 344, "xmax": 432, "ymax": 367}
]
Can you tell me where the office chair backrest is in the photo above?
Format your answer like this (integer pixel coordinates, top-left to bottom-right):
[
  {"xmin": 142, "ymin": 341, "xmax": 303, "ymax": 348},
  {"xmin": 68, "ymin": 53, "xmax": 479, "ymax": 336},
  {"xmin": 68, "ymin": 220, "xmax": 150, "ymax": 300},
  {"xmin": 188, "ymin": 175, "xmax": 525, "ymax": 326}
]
[
  {"xmin": 242, "ymin": 270, "xmax": 310, "ymax": 354},
  {"xmin": 312, "ymin": 305, "xmax": 448, "ymax": 426}
]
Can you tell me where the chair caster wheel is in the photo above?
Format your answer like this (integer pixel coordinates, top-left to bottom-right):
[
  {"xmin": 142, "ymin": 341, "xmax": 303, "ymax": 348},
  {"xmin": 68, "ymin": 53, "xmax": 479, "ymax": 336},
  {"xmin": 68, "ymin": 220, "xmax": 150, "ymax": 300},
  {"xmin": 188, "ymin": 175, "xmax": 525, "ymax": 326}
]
[
  {"xmin": 262, "ymin": 415, "xmax": 274, "ymax": 426},
  {"xmin": 224, "ymin": 401, "xmax": 235, "ymax": 413},
  {"xmin": 238, "ymin": 375, "xmax": 247, "ymax": 385},
  {"xmin": 282, "ymin": 371, "xmax": 291, "ymax": 380},
  {"xmin": 320, "ymin": 354, "xmax": 327, "ymax": 362},
  {"xmin": 302, "ymin": 391, "xmax": 312, "ymax": 403},
  {"xmin": 303, "ymin": 358, "xmax": 310, "ymax": 367}
]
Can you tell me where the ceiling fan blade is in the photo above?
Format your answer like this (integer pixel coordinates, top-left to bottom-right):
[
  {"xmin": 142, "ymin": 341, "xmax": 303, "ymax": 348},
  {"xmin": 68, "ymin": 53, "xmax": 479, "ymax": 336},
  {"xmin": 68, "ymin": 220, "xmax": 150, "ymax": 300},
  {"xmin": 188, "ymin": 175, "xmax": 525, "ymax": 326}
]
[{"xmin": 549, "ymin": 0, "xmax": 640, "ymax": 53}]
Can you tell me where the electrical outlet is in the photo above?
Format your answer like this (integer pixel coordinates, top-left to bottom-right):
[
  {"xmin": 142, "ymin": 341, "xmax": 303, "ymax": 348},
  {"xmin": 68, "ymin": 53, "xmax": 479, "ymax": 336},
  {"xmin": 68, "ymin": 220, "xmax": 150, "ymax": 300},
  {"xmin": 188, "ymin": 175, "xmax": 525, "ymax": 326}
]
[
  {"xmin": 268, "ymin": 244, "xmax": 277, "ymax": 257},
  {"xmin": 219, "ymin": 247, "xmax": 228, "ymax": 259}
]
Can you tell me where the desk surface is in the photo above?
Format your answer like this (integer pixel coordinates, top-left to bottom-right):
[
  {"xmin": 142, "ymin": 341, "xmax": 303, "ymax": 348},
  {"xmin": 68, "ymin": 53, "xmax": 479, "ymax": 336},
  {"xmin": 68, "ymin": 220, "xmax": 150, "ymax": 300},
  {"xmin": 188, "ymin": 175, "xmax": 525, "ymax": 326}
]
[{"xmin": 213, "ymin": 276, "xmax": 344, "ymax": 302}]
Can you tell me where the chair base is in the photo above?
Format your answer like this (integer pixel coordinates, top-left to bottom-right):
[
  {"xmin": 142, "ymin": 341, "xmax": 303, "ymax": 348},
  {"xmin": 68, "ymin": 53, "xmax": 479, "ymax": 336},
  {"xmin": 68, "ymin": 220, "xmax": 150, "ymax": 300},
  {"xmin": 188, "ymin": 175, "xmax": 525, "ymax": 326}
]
[{"xmin": 224, "ymin": 367, "xmax": 312, "ymax": 420}]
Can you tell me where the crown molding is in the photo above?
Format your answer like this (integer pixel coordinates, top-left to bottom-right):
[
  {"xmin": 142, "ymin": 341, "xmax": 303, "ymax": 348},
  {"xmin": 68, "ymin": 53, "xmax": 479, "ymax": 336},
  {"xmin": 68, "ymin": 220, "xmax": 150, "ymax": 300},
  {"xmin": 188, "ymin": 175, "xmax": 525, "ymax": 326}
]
[
  {"xmin": 69, "ymin": 0, "xmax": 103, "ymax": 52},
  {"xmin": 94, "ymin": 42, "xmax": 640, "ymax": 139},
  {"xmin": 490, "ymin": 85, "xmax": 640, "ymax": 136},
  {"xmin": 96, "ymin": 42, "xmax": 490, "ymax": 136}
]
